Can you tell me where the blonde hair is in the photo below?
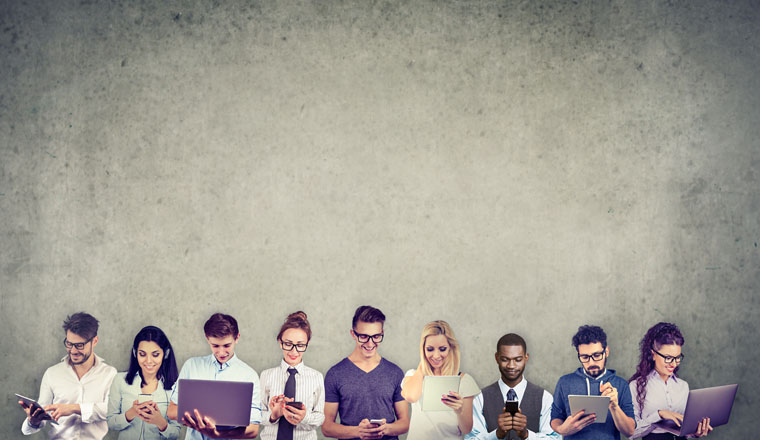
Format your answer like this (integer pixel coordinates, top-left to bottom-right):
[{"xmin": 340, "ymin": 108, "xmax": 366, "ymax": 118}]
[{"xmin": 419, "ymin": 320, "xmax": 460, "ymax": 376}]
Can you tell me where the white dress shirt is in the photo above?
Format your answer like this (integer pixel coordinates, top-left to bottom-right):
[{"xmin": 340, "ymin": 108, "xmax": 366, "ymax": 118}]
[
  {"xmin": 21, "ymin": 354, "xmax": 117, "ymax": 439},
  {"xmin": 466, "ymin": 377, "xmax": 559, "ymax": 440},
  {"xmin": 259, "ymin": 359, "xmax": 325, "ymax": 440},
  {"xmin": 629, "ymin": 369, "xmax": 690, "ymax": 439}
]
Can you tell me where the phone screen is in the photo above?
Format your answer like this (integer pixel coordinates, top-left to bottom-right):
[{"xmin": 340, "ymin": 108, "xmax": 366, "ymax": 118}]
[{"xmin": 504, "ymin": 400, "xmax": 518, "ymax": 415}]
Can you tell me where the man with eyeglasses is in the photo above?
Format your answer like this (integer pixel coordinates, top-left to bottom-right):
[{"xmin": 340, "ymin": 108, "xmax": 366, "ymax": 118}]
[
  {"xmin": 322, "ymin": 305, "xmax": 410, "ymax": 440},
  {"xmin": 19, "ymin": 312, "xmax": 117, "ymax": 439},
  {"xmin": 167, "ymin": 312, "xmax": 261, "ymax": 439},
  {"xmin": 550, "ymin": 325, "xmax": 635, "ymax": 439}
]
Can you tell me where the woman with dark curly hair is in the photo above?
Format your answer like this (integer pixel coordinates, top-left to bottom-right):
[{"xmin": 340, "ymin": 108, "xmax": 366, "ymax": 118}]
[{"xmin": 628, "ymin": 322, "xmax": 711, "ymax": 439}]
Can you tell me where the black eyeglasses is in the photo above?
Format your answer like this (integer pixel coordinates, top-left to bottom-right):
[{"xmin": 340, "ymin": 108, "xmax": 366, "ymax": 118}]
[
  {"xmin": 653, "ymin": 349, "xmax": 684, "ymax": 364},
  {"xmin": 63, "ymin": 337, "xmax": 94, "ymax": 350},
  {"xmin": 578, "ymin": 350, "xmax": 605, "ymax": 363},
  {"xmin": 353, "ymin": 330, "xmax": 384, "ymax": 343},
  {"xmin": 281, "ymin": 341, "xmax": 308, "ymax": 352}
]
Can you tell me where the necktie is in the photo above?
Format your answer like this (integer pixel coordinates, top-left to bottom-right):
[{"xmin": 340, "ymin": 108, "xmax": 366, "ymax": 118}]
[
  {"xmin": 506, "ymin": 389, "xmax": 518, "ymax": 440},
  {"xmin": 507, "ymin": 388, "xmax": 517, "ymax": 401},
  {"xmin": 277, "ymin": 368, "xmax": 298, "ymax": 440}
]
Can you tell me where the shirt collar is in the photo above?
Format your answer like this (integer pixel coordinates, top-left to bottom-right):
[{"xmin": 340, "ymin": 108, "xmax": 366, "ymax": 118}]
[
  {"xmin": 648, "ymin": 368, "xmax": 678, "ymax": 383},
  {"xmin": 207, "ymin": 353, "xmax": 239, "ymax": 370},
  {"xmin": 498, "ymin": 376, "xmax": 526, "ymax": 397},
  {"xmin": 279, "ymin": 359, "xmax": 303, "ymax": 374}
]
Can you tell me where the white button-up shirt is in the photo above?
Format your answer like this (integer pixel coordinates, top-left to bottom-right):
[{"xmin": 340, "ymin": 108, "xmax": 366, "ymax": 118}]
[
  {"xmin": 466, "ymin": 377, "xmax": 559, "ymax": 440},
  {"xmin": 259, "ymin": 360, "xmax": 325, "ymax": 440},
  {"xmin": 629, "ymin": 369, "xmax": 690, "ymax": 438},
  {"xmin": 21, "ymin": 354, "xmax": 117, "ymax": 439}
]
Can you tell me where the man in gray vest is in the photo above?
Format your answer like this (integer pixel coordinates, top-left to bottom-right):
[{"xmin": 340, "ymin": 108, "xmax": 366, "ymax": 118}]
[{"xmin": 465, "ymin": 333, "xmax": 559, "ymax": 440}]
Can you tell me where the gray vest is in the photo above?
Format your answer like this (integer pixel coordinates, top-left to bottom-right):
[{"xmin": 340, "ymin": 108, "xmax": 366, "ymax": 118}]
[{"xmin": 482, "ymin": 380, "xmax": 543, "ymax": 439}]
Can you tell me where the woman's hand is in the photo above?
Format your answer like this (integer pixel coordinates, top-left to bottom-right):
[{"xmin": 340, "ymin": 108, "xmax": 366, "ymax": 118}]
[
  {"xmin": 658, "ymin": 410, "xmax": 684, "ymax": 427},
  {"xmin": 269, "ymin": 395, "xmax": 285, "ymax": 422},
  {"xmin": 125, "ymin": 399, "xmax": 144, "ymax": 422},
  {"xmin": 137, "ymin": 402, "xmax": 169, "ymax": 431},
  {"xmin": 282, "ymin": 399, "xmax": 306, "ymax": 425},
  {"xmin": 441, "ymin": 391, "xmax": 463, "ymax": 414}
]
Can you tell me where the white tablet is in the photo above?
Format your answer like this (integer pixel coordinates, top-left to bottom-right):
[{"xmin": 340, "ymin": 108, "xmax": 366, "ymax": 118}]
[
  {"xmin": 568, "ymin": 395, "xmax": 610, "ymax": 423},
  {"xmin": 421, "ymin": 375, "xmax": 461, "ymax": 411}
]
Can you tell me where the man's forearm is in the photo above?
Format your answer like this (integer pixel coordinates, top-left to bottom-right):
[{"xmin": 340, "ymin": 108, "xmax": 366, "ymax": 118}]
[
  {"xmin": 211, "ymin": 424, "xmax": 259, "ymax": 439},
  {"xmin": 321, "ymin": 420, "xmax": 360, "ymax": 439},
  {"xmin": 549, "ymin": 419, "xmax": 564, "ymax": 436},
  {"xmin": 610, "ymin": 407, "xmax": 635, "ymax": 437},
  {"xmin": 382, "ymin": 418, "xmax": 409, "ymax": 437}
]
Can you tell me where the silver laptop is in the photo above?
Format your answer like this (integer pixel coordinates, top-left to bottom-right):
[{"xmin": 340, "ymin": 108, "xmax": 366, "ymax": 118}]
[
  {"xmin": 177, "ymin": 379, "xmax": 253, "ymax": 428},
  {"xmin": 654, "ymin": 384, "xmax": 738, "ymax": 436}
]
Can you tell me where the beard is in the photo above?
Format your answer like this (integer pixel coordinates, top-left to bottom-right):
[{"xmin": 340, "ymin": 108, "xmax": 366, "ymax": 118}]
[
  {"xmin": 69, "ymin": 351, "xmax": 92, "ymax": 365},
  {"xmin": 584, "ymin": 359, "xmax": 607, "ymax": 378}
]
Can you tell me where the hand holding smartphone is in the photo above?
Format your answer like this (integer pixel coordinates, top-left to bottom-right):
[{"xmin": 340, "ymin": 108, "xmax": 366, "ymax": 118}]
[
  {"xmin": 285, "ymin": 401, "xmax": 304, "ymax": 410},
  {"xmin": 504, "ymin": 400, "xmax": 519, "ymax": 416}
]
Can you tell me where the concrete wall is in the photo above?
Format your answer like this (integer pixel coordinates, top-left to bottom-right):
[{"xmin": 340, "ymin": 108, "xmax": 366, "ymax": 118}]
[{"xmin": 1, "ymin": 1, "xmax": 757, "ymax": 438}]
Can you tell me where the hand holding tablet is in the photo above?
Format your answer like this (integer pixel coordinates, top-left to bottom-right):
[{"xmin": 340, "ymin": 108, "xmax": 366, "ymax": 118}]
[
  {"xmin": 16, "ymin": 394, "xmax": 57, "ymax": 426},
  {"xmin": 568, "ymin": 395, "xmax": 611, "ymax": 423}
]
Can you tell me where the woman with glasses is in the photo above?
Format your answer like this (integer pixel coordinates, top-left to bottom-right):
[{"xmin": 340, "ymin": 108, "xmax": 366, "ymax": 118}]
[
  {"xmin": 107, "ymin": 326, "xmax": 181, "ymax": 439},
  {"xmin": 259, "ymin": 311, "xmax": 325, "ymax": 440},
  {"xmin": 401, "ymin": 321, "xmax": 479, "ymax": 439},
  {"xmin": 628, "ymin": 322, "xmax": 711, "ymax": 439}
]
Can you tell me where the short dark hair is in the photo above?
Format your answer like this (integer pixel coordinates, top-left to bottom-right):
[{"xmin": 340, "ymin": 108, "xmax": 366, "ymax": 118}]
[
  {"xmin": 352, "ymin": 305, "xmax": 385, "ymax": 328},
  {"xmin": 62, "ymin": 312, "xmax": 99, "ymax": 340},
  {"xmin": 572, "ymin": 325, "xmax": 607, "ymax": 350},
  {"xmin": 497, "ymin": 333, "xmax": 527, "ymax": 353},
  {"xmin": 204, "ymin": 313, "xmax": 239, "ymax": 338}
]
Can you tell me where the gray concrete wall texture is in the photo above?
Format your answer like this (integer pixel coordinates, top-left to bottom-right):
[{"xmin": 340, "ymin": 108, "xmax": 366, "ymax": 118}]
[{"xmin": 1, "ymin": 1, "xmax": 757, "ymax": 439}]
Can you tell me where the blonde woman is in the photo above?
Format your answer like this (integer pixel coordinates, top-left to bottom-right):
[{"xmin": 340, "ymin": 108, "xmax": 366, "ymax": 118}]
[{"xmin": 401, "ymin": 321, "xmax": 479, "ymax": 439}]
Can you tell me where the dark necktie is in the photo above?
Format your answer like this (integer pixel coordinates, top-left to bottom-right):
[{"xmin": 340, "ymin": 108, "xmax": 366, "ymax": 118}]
[
  {"xmin": 277, "ymin": 368, "xmax": 298, "ymax": 440},
  {"xmin": 507, "ymin": 388, "xmax": 517, "ymax": 401},
  {"xmin": 506, "ymin": 389, "xmax": 518, "ymax": 440}
]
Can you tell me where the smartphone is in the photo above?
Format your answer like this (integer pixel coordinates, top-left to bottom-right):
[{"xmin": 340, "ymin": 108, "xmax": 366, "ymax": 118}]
[
  {"xmin": 285, "ymin": 401, "xmax": 304, "ymax": 409},
  {"xmin": 369, "ymin": 418, "xmax": 384, "ymax": 425},
  {"xmin": 504, "ymin": 400, "xmax": 518, "ymax": 415},
  {"xmin": 138, "ymin": 394, "xmax": 152, "ymax": 404}
]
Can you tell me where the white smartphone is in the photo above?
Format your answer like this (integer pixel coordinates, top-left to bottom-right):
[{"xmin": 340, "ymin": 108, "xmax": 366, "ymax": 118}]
[
  {"xmin": 138, "ymin": 394, "xmax": 152, "ymax": 403},
  {"xmin": 369, "ymin": 419, "xmax": 384, "ymax": 425}
]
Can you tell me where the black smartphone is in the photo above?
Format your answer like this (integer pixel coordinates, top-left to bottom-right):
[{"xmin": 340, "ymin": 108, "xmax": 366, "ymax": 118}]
[
  {"xmin": 504, "ymin": 400, "xmax": 518, "ymax": 415},
  {"xmin": 285, "ymin": 401, "xmax": 304, "ymax": 410}
]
